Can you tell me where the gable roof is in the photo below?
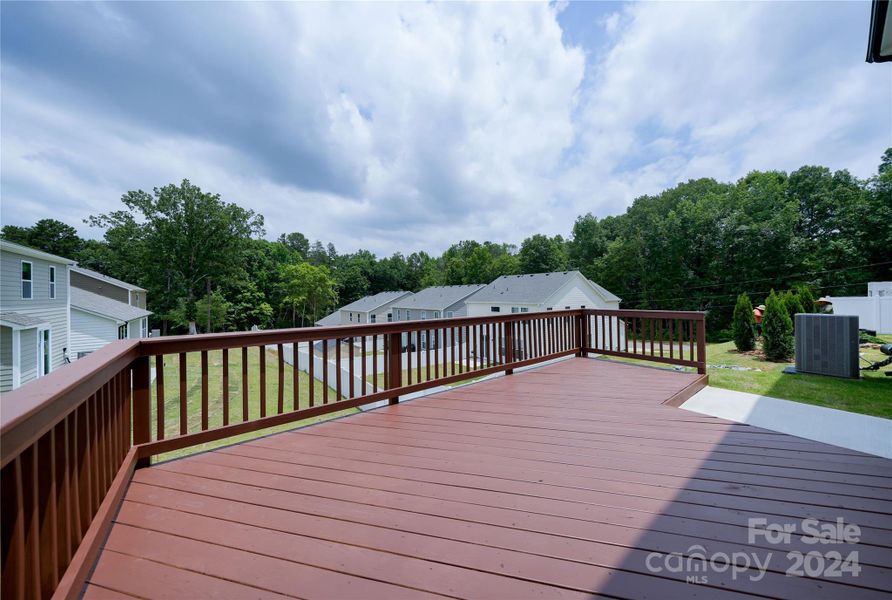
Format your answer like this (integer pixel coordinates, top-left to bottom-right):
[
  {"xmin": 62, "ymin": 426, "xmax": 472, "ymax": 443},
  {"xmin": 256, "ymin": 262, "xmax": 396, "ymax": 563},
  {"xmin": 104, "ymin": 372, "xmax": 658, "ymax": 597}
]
[
  {"xmin": 71, "ymin": 288, "xmax": 152, "ymax": 323},
  {"xmin": 392, "ymin": 285, "xmax": 485, "ymax": 311},
  {"xmin": 0, "ymin": 240, "xmax": 75, "ymax": 265},
  {"xmin": 315, "ymin": 309, "xmax": 344, "ymax": 327},
  {"xmin": 71, "ymin": 266, "xmax": 147, "ymax": 292},
  {"xmin": 466, "ymin": 271, "xmax": 621, "ymax": 304},
  {"xmin": 340, "ymin": 291, "xmax": 412, "ymax": 313}
]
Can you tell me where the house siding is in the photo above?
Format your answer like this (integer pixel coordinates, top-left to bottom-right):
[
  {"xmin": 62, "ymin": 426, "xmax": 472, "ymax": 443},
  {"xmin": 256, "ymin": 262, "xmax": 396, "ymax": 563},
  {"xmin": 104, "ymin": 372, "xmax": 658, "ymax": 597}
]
[
  {"xmin": 70, "ymin": 308, "xmax": 117, "ymax": 360},
  {"xmin": 20, "ymin": 328, "xmax": 38, "ymax": 385},
  {"xmin": 71, "ymin": 270, "xmax": 130, "ymax": 304},
  {"xmin": 547, "ymin": 284, "xmax": 607, "ymax": 310},
  {"xmin": 0, "ymin": 249, "xmax": 69, "ymax": 372},
  {"xmin": 0, "ymin": 326, "xmax": 12, "ymax": 392}
]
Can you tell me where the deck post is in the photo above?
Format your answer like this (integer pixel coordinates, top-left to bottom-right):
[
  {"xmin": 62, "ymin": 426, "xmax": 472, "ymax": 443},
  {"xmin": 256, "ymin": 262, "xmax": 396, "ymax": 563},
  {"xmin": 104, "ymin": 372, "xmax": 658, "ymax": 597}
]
[
  {"xmin": 387, "ymin": 331, "xmax": 402, "ymax": 405},
  {"xmin": 576, "ymin": 311, "xmax": 588, "ymax": 357},
  {"xmin": 131, "ymin": 355, "xmax": 151, "ymax": 466},
  {"xmin": 696, "ymin": 316, "xmax": 707, "ymax": 374},
  {"xmin": 504, "ymin": 321, "xmax": 514, "ymax": 375}
]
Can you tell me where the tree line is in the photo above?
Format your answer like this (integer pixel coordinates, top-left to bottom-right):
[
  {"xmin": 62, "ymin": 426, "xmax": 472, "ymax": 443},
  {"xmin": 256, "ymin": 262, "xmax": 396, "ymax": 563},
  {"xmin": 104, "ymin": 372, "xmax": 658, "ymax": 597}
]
[{"xmin": 3, "ymin": 149, "xmax": 889, "ymax": 337}]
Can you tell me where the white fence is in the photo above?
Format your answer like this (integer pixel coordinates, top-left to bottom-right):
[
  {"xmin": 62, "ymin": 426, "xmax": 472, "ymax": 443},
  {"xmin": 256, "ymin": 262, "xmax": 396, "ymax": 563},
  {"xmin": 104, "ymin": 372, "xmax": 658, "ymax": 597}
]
[{"xmin": 827, "ymin": 296, "xmax": 892, "ymax": 334}]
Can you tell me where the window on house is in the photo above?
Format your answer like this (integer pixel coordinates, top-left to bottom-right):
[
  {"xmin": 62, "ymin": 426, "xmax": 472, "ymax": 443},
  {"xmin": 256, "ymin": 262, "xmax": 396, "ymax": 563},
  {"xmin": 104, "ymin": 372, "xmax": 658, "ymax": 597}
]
[
  {"xmin": 49, "ymin": 266, "xmax": 56, "ymax": 299},
  {"xmin": 434, "ymin": 311, "xmax": 440, "ymax": 318},
  {"xmin": 387, "ymin": 314, "xmax": 393, "ymax": 322},
  {"xmin": 21, "ymin": 261, "xmax": 32, "ymax": 299},
  {"xmin": 490, "ymin": 306, "xmax": 500, "ymax": 313},
  {"xmin": 421, "ymin": 311, "xmax": 427, "ymax": 319},
  {"xmin": 446, "ymin": 311, "xmax": 454, "ymax": 318},
  {"xmin": 565, "ymin": 306, "xmax": 571, "ymax": 309},
  {"xmin": 546, "ymin": 307, "xmax": 553, "ymax": 311},
  {"xmin": 141, "ymin": 318, "xmax": 148, "ymax": 338},
  {"xmin": 580, "ymin": 305, "xmax": 586, "ymax": 308},
  {"xmin": 371, "ymin": 314, "xmax": 377, "ymax": 323},
  {"xmin": 118, "ymin": 324, "xmax": 128, "ymax": 339},
  {"xmin": 520, "ymin": 308, "xmax": 529, "ymax": 313},
  {"xmin": 511, "ymin": 307, "xmax": 519, "ymax": 313},
  {"xmin": 406, "ymin": 310, "xmax": 412, "ymax": 320}
]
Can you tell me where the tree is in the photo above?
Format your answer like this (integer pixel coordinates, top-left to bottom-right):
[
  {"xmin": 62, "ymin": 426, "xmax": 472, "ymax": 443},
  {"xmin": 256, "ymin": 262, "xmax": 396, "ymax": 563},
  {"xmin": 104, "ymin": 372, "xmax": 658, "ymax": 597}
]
[
  {"xmin": 795, "ymin": 285, "xmax": 817, "ymax": 314},
  {"xmin": 518, "ymin": 234, "xmax": 568, "ymax": 274},
  {"xmin": 227, "ymin": 280, "xmax": 273, "ymax": 331},
  {"xmin": 277, "ymin": 232, "xmax": 310, "ymax": 258},
  {"xmin": 782, "ymin": 290, "xmax": 804, "ymax": 330},
  {"xmin": 731, "ymin": 293, "xmax": 756, "ymax": 352},
  {"xmin": 280, "ymin": 262, "xmax": 338, "ymax": 326},
  {"xmin": 89, "ymin": 180, "xmax": 264, "ymax": 334},
  {"xmin": 169, "ymin": 290, "xmax": 230, "ymax": 333},
  {"xmin": 1, "ymin": 218, "xmax": 84, "ymax": 258},
  {"xmin": 762, "ymin": 290, "xmax": 794, "ymax": 361}
]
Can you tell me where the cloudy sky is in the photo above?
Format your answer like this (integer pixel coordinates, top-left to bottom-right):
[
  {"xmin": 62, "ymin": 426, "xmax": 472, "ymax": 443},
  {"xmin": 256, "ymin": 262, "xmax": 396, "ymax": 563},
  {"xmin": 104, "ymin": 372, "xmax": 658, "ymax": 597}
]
[{"xmin": 2, "ymin": 1, "xmax": 889, "ymax": 255}]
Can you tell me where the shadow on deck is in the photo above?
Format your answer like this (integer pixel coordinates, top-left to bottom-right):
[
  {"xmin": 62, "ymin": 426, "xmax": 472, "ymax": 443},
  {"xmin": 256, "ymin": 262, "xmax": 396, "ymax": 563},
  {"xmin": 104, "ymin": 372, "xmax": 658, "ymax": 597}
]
[{"xmin": 84, "ymin": 359, "xmax": 892, "ymax": 599}]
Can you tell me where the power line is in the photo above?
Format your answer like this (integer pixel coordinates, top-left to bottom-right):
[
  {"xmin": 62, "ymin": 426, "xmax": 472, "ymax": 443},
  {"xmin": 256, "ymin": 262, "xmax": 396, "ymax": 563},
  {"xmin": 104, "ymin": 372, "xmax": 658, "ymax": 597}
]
[{"xmin": 617, "ymin": 261, "xmax": 892, "ymax": 302}]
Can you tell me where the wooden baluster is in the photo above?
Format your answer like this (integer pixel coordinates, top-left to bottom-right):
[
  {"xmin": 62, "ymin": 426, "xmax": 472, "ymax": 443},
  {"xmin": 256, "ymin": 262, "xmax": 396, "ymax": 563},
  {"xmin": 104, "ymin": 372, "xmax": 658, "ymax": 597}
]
[
  {"xmin": 200, "ymin": 350, "xmax": 209, "ymax": 430},
  {"xmin": 372, "ymin": 335, "xmax": 378, "ymax": 393},
  {"xmin": 277, "ymin": 344, "xmax": 285, "ymax": 413},
  {"xmin": 241, "ymin": 347, "xmax": 249, "ymax": 421},
  {"xmin": 61, "ymin": 416, "xmax": 72, "ymax": 568},
  {"xmin": 426, "ymin": 329, "xmax": 431, "ymax": 382},
  {"xmin": 383, "ymin": 335, "xmax": 389, "ymax": 390},
  {"xmin": 155, "ymin": 355, "xmax": 165, "ymax": 440},
  {"xmin": 668, "ymin": 319, "xmax": 674, "ymax": 359},
  {"xmin": 433, "ymin": 329, "xmax": 439, "ymax": 379},
  {"xmin": 624, "ymin": 319, "xmax": 629, "ymax": 353},
  {"xmin": 259, "ymin": 346, "xmax": 267, "ymax": 417},
  {"xmin": 292, "ymin": 343, "xmax": 299, "ymax": 411},
  {"xmin": 322, "ymin": 340, "xmax": 329, "ymax": 405},
  {"xmin": 349, "ymin": 337, "xmax": 355, "ymax": 399},
  {"xmin": 689, "ymin": 320, "xmax": 695, "ymax": 364},
  {"xmin": 222, "ymin": 349, "xmax": 230, "ymax": 426},
  {"xmin": 416, "ymin": 330, "xmax": 422, "ymax": 381},
  {"xmin": 677, "ymin": 319, "xmax": 683, "ymax": 361},
  {"xmin": 178, "ymin": 353, "xmax": 188, "ymax": 434},
  {"xmin": 335, "ymin": 337, "xmax": 342, "ymax": 401},
  {"xmin": 361, "ymin": 336, "xmax": 367, "ymax": 397},
  {"xmin": 308, "ymin": 341, "xmax": 315, "ymax": 407},
  {"xmin": 406, "ymin": 333, "xmax": 413, "ymax": 385}
]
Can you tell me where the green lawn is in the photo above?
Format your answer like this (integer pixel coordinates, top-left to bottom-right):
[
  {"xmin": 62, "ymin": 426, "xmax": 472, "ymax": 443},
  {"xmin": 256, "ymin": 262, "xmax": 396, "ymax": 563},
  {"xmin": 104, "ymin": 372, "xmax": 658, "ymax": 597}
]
[
  {"xmin": 598, "ymin": 337, "xmax": 892, "ymax": 419},
  {"xmin": 150, "ymin": 349, "xmax": 353, "ymax": 460}
]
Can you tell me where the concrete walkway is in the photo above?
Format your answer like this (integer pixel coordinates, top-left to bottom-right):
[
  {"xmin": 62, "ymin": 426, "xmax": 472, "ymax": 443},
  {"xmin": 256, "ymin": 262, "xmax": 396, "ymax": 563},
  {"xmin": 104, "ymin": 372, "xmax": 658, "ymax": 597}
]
[{"xmin": 682, "ymin": 386, "xmax": 892, "ymax": 459}]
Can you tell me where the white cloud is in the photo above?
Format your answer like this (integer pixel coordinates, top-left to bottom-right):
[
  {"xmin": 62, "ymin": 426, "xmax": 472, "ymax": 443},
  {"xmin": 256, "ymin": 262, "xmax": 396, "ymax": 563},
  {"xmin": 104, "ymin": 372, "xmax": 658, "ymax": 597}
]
[{"xmin": 1, "ymin": 2, "xmax": 888, "ymax": 255}]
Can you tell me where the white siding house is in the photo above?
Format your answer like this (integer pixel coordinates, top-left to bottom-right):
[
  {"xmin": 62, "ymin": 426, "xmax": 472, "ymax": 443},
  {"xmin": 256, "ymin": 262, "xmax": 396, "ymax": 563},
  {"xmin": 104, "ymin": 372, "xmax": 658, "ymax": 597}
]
[
  {"xmin": 69, "ymin": 288, "xmax": 151, "ymax": 360},
  {"xmin": 391, "ymin": 284, "xmax": 485, "ymax": 350},
  {"xmin": 0, "ymin": 240, "xmax": 74, "ymax": 392},
  {"xmin": 464, "ymin": 271, "xmax": 620, "ymax": 316},
  {"xmin": 315, "ymin": 291, "xmax": 413, "ymax": 327}
]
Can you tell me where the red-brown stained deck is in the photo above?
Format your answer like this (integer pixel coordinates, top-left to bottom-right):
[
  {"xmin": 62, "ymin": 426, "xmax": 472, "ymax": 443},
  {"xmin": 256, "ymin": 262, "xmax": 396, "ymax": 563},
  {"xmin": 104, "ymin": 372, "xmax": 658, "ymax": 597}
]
[{"xmin": 84, "ymin": 358, "xmax": 892, "ymax": 599}]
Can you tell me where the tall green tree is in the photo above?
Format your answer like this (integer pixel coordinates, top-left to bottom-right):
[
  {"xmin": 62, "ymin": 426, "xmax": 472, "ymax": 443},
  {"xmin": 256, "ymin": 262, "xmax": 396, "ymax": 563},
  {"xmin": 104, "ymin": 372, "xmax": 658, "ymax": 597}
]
[
  {"xmin": 281, "ymin": 262, "xmax": 338, "ymax": 327},
  {"xmin": 89, "ymin": 180, "xmax": 264, "ymax": 334},
  {"xmin": 762, "ymin": 290, "xmax": 794, "ymax": 361},
  {"xmin": 731, "ymin": 293, "xmax": 756, "ymax": 352},
  {"xmin": 518, "ymin": 234, "xmax": 568, "ymax": 274},
  {"xmin": 1, "ymin": 218, "xmax": 84, "ymax": 258}
]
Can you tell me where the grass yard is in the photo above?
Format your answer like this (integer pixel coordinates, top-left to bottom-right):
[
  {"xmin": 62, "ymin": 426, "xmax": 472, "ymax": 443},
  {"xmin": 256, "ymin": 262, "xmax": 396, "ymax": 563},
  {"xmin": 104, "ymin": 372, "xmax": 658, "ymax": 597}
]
[
  {"xmin": 598, "ymin": 337, "xmax": 892, "ymax": 419},
  {"xmin": 150, "ymin": 348, "xmax": 352, "ymax": 460},
  {"xmin": 705, "ymin": 339, "xmax": 892, "ymax": 419}
]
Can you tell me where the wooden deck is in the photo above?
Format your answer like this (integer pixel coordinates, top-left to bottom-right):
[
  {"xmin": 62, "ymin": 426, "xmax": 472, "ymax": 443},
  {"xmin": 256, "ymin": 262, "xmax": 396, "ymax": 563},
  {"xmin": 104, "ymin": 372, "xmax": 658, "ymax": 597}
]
[{"xmin": 84, "ymin": 358, "xmax": 892, "ymax": 599}]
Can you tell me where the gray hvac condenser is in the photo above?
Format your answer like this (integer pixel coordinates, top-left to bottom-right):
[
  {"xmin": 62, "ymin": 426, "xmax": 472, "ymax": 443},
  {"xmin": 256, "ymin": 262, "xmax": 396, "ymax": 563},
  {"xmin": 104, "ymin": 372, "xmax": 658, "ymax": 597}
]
[{"xmin": 794, "ymin": 314, "xmax": 860, "ymax": 379}]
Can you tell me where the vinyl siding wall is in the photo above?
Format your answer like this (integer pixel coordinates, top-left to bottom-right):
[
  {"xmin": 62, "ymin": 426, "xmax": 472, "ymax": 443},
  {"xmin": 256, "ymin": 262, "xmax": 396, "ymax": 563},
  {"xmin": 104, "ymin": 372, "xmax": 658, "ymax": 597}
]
[
  {"xmin": 70, "ymin": 308, "xmax": 117, "ymax": 360},
  {"xmin": 0, "ymin": 326, "xmax": 11, "ymax": 392},
  {"xmin": 70, "ymin": 271, "xmax": 129, "ymax": 303},
  {"xmin": 0, "ymin": 250, "xmax": 69, "ymax": 372}
]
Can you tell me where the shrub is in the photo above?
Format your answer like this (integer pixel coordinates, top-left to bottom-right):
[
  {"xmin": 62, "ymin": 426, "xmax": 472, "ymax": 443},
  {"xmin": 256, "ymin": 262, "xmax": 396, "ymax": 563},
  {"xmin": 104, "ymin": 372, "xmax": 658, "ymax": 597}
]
[
  {"xmin": 731, "ymin": 293, "xmax": 756, "ymax": 352},
  {"xmin": 762, "ymin": 290, "xmax": 794, "ymax": 361},
  {"xmin": 795, "ymin": 285, "xmax": 817, "ymax": 314},
  {"xmin": 783, "ymin": 290, "xmax": 805, "ymax": 331}
]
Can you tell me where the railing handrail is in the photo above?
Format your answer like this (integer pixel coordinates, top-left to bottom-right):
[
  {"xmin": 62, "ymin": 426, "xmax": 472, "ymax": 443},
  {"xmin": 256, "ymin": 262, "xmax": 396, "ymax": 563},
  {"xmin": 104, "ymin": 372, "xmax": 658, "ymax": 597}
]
[
  {"xmin": 136, "ymin": 308, "xmax": 587, "ymax": 354},
  {"xmin": 0, "ymin": 339, "xmax": 140, "ymax": 469},
  {"xmin": 584, "ymin": 308, "xmax": 706, "ymax": 320}
]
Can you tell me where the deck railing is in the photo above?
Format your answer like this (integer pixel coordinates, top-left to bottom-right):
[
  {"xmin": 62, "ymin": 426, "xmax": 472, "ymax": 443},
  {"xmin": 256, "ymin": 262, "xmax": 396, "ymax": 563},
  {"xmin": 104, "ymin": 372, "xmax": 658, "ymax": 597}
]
[{"xmin": 0, "ymin": 307, "xmax": 705, "ymax": 599}]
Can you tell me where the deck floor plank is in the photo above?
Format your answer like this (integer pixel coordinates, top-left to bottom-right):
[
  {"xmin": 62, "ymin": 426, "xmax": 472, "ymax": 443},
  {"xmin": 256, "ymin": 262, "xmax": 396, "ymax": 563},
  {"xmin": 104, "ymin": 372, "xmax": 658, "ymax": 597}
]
[{"xmin": 84, "ymin": 358, "xmax": 892, "ymax": 599}]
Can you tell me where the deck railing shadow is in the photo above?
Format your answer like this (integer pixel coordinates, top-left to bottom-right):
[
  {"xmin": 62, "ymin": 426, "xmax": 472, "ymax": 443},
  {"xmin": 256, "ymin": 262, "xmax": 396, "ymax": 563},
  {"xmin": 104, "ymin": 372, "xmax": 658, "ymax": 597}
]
[{"xmin": 592, "ymin": 412, "xmax": 892, "ymax": 597}]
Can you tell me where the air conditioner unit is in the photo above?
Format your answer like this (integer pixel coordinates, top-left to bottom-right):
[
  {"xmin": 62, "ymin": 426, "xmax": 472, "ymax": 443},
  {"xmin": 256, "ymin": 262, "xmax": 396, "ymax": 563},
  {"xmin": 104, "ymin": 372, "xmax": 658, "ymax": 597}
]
[{"xmin": 795, "ymin": 314, "xmax": 859, "ymax": 379}]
